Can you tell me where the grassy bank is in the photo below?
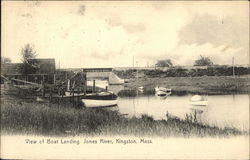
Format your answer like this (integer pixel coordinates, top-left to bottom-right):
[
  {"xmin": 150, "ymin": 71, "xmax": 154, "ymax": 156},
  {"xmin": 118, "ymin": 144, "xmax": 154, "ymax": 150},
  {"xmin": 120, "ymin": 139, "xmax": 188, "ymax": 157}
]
[
  {"xmin": 124, "ymin": 75, "xmax": 250, "ymax": 95},
  {"xmin": 1, "ymin": 94, "xmax": 245, "ymax": 137}
]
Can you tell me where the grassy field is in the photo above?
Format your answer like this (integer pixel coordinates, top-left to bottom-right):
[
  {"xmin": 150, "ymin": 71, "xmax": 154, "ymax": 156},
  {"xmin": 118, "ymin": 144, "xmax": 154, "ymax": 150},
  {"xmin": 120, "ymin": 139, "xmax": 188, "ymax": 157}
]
[
  {"xmin": 124, "ymin": 75, "xmax": 250, "ymax": 95},
  {"xmin": 1, "ymin": 93, "xmax": 246, "ymax": 137}
]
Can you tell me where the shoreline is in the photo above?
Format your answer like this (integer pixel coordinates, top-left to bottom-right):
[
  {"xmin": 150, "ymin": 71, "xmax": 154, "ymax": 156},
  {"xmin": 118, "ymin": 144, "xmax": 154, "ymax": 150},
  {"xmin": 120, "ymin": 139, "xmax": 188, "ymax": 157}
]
[
  {"xmin": 123, "ymin": 75, "xmax": 250, "ymax": 95},
  {"xmin": 1, "ymin": 93, "xmax": 248, "ymax": 137}
]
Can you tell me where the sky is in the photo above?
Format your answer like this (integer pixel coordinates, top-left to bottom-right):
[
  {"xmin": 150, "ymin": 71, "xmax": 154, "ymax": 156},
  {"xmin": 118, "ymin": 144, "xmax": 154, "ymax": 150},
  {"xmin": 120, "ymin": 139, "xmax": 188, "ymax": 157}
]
[{"xmin": 1, "ymin": 1, "xmax": 249, "ymax": 68}]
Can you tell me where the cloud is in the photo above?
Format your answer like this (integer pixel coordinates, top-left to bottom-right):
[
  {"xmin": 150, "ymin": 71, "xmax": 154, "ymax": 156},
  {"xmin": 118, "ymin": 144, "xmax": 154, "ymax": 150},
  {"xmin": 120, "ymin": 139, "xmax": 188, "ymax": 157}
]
[
  {"xmin": 78, "ymin": 5, "xmax": 85, "ymax": 16},
  {"xmin": 2, "ymin": 1, "xmax": 249, "ymax": 68},
  {"xmin": 170, "ymin": 43, "xmax": 243, "ymax": 66},
  {"xmin": 168, "ymin": 12, "xmax": 249, "ymax": 66},
  {"xmin": 178, "ymin": 14, "xmax": 249, "ymax": 50},
  {"xmin": 21, "ymin": 13, "xmax": 32, "ymax": 18},
  {"xmin": 123, "ymin": 23, "xmax": 146, "ymax": 34},
  {"xmin": 106, "ymin": 16, "xmax": 146, "ymax": 34},
  {"xmin": 107, "ymin": 16, "xmax": 122, "ymax": 27}
]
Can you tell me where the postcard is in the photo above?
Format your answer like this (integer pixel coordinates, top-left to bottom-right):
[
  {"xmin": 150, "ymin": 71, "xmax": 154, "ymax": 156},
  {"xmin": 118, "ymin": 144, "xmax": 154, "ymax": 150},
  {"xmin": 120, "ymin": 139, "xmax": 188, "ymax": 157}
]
[{"xmin": 1, "ymin": 1, "xmax": 249, "ymax": 159}]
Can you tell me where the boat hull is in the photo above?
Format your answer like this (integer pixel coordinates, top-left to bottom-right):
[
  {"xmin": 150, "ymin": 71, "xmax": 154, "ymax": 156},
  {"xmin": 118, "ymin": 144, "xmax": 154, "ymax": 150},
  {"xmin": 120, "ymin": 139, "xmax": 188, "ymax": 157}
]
[
  {"xmin": 155, "ymin": 87, "xmax": 172, "ymax": 92},
  {"xmin": 82, "ymin": 99, "xmax": 118, "ymax": 108},
  {"xmin": 81, "ymin": 91, "xmax": 118, "ymax": 108},
  {"xmin": 155, "ymin": 91, "xmax": 171, "ymax": 96}
]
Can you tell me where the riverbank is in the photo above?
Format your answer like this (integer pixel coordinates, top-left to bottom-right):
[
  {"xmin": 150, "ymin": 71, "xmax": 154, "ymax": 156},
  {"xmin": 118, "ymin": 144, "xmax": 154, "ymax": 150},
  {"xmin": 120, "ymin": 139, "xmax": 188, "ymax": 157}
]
[
  {"xmin": 124, "ymin": 75, "xmax": 250, "ymax": 95},
  {"xmin": 1, "ymin": 94, "xmax": 246, "ymax": 137}
]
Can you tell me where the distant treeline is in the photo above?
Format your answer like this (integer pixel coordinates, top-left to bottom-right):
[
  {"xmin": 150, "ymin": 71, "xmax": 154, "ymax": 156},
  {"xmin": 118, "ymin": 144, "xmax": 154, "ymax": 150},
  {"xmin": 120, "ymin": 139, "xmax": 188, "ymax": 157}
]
[{"xmin": 114, "ymin": 66, "xmax": 250, "ymax": 78}]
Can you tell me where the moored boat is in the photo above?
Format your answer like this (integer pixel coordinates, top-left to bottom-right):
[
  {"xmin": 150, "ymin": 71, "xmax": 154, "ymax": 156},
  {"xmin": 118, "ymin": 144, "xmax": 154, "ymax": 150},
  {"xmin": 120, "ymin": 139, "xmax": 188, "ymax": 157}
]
[
  {"xmin": 138, "ymin": 86, "xmax": 144, "ymax": 92},
  {"xmin": 155, "ymin": 86, "xmax": 172, "ymax": 92},
  {"xmin": 81, "ymin": 91, "xmax": 118, "ymax": 108},
  {"xmin": 155, "ymin": 90, "xmax": 171, "ymax": 96},
  {"xmin": 189, "ymin": 95, "xmax": 208, "ymax": 106},
  {"xmin": 155, "ymin": 86, "xmax": 172, "ymax": 96}
]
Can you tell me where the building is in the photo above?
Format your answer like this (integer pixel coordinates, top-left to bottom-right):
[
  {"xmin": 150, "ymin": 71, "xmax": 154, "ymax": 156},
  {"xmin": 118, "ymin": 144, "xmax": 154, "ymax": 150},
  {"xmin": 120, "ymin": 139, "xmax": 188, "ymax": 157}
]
[{"xmin": 1, "ymin": 58, "xmax": 56, "ymax": 84}]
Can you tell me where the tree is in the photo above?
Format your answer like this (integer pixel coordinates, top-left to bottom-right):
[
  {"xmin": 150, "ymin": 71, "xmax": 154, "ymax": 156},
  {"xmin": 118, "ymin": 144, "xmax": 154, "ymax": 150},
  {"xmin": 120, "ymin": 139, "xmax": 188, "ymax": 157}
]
[
  {"xmin": 194, "ymin": 55, "xmax": 213, "ymax": 66},
  {"xmin": 19, "ymin": 44, "xmax": 38, "ymax": 74},
  {"xmin": 156, "ymin": 59, "xmax": 173, "ymax": 68}
]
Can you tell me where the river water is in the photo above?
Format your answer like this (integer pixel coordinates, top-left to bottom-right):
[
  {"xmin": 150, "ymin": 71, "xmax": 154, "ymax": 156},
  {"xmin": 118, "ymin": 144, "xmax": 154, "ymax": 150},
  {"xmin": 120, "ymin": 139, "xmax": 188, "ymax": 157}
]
[
  {"xmin": 91, "ymin": 81, "xmax": 249, "ymax": 131},
  {"xmin": 116, "ymin": 93, "xmax": 249, "ymax": 131}
]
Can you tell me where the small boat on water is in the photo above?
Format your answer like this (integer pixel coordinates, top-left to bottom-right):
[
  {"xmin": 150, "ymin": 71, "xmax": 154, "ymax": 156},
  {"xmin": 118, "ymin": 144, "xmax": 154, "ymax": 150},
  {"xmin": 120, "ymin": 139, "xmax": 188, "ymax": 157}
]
[
  {"xmin": 155, "ymin": 86, "xmax": 172, "ymax": 93},
  {"xmin": 155, "ymin": 86, "xmax": 172, "ymax": 96},
  {"xmin": 81, "ymin": 91, "xmax": 118, "ymax": 108},
  {"xmin": 189, "ymin": 95, "xmax": 208, "ymax": 106},
  {"xmin": 138, "ymin": 86, "xmax": 144, "ymax": 92},
  {"xmin": 155, "ymin": 90, "xmax": 171, "ymax": 96}
]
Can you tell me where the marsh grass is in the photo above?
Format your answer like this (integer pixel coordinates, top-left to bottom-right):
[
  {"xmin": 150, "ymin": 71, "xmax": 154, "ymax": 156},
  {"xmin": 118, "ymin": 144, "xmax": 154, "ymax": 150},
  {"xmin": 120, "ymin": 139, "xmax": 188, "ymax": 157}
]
[
  {"xmin": 124, "ymin": 76, "xmax": 250, "ymax": 95},
  {"xmin": 1, "ymin": 94, "xmax": 244, "ymax": 137}
]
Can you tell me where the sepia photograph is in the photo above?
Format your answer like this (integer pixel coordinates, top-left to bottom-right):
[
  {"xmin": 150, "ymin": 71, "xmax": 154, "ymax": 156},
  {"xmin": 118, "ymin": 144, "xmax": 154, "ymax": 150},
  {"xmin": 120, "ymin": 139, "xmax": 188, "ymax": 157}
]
[{"xmin": 1, "ymin": 1, "xmax": 249, "ymax": 159}]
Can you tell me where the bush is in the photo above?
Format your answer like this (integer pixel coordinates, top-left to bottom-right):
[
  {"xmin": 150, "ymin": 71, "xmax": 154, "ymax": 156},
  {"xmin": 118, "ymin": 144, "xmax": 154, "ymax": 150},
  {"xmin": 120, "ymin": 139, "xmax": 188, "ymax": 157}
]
[{"xmin": 139, "ymin": 66, "xmax": 250, "ymax": 78}]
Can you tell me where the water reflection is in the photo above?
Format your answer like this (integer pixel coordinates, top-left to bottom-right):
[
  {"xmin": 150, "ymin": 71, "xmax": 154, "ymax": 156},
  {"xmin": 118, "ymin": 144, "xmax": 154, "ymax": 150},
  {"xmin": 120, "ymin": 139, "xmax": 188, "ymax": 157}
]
[
  {"xmin": 95, "ymin": 82, "xmax": 248, "ymax": 131},
  {"xmin": 156, "ymin": 95, "xmax": 168, "ymax": 100},
  {"xmin": 109, "ymin": 85, "xmax": 124, "ymax": 95},
  {"xmin": 116, "ymin": 94, "xmax": 249, "ymax": 131}
]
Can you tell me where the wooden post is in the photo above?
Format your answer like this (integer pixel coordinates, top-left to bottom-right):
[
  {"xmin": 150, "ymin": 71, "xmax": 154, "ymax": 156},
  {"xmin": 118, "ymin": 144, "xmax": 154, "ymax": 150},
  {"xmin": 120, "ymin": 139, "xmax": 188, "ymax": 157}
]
[
  {"xmin": 72, "ymin": 80, "xmax": 75, "ymax": 96},
  {"xmin": 72, "ymin": 81, "xmax": 75, "ymax": 107},
  {"xmin": 61, "ymin": 88, "xmax": 64, "ymax": 98},
  {"xmin": 232, "ymin": 57, "xmax": 235, "ymax": 78},
  {"xmin": 58, "ymin": 87, "xmax": 61, "ymax": 96},
  {"xmin": 72, "ymin": 81, "xmax": 75, "ymax": 91},
  {"xmin": 42, "ymin": 75, "xmax": 45, "ymax": 97},
  {"xmin": 67, "ymin": 79, "xmax": 70, "ymax": 91},
  {"xmin": 93, "ymin": 80, "xmax": 95, "ymax": 93},
  {"xmin": 77, "ymin": 88, "xmax": 80, "ymax": 107},
  {"xmin": 49, "ymin": 87, "xmax": 52, "ymax": 101},
  {"xmin": 42, "ymin": 80, "xmax": 45, "ymax": 97},
  {"xmin": 53, "ymin": 74, "xmax": 56, "ymax": 84},
  {"xmin": 83, "ymin": 71, "xmax": 87, "ymax": 96},
  {"xmin": 136, "ymin": 61, "xmax": 138, "ymax": 81},
  {"xmin": 25, "ymin": 76, "xmax": 27, "ymax": 86}
]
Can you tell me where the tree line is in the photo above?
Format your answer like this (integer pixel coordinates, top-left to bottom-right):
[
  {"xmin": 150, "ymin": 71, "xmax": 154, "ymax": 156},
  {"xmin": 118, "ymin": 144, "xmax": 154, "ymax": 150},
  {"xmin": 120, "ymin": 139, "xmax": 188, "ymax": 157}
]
[
  {"xmin": 155, "ymin": 55, "xmax": 213, "ymax": 67},
  {"xmin": 114, "ymin": 66, "xmax": 250, "ymax": 79}
]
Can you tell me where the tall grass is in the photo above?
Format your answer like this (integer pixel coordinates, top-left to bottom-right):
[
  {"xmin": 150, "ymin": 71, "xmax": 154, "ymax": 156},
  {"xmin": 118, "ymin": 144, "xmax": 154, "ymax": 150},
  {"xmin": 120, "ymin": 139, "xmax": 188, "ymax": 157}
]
[
  {"xmin": 1, "ymin": 95, "xmax": 120, "ymax": 136},
  {"xmin": 1, "ymin": 95, "xmax": 244, "ymax": 137}
]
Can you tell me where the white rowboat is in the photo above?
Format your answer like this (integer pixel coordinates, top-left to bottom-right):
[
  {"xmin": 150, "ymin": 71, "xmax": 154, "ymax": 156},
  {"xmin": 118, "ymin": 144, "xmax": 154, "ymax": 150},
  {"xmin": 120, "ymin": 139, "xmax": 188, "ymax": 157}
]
[
  {"xmin": 155, "ymin": 86, "xmax": 172, "ymax": 96},
  {"xmin": 81, "ymin": 92, "xmax": 118, "ymax": 108},
  {"xmin": 189, "ymin": 95, "xmax": 208, "ymax": 106},
  {"xmin": 155, "ymin": 86, "xmax": 172, "ymax": 92},
  {"xmin": 155, "ymin": 90, "xmax": 171, "ymax": 96},
  {"xmin": 82, "ymin": 99, "xmax": 118, "ymax": 108}
]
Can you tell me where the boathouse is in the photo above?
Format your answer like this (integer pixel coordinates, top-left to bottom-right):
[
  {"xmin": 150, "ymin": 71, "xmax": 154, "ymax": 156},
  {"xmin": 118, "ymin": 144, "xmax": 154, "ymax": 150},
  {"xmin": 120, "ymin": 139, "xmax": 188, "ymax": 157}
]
[{"xmin": 1, "ymin": 58, "xmax": 56, "ymax": 84}]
